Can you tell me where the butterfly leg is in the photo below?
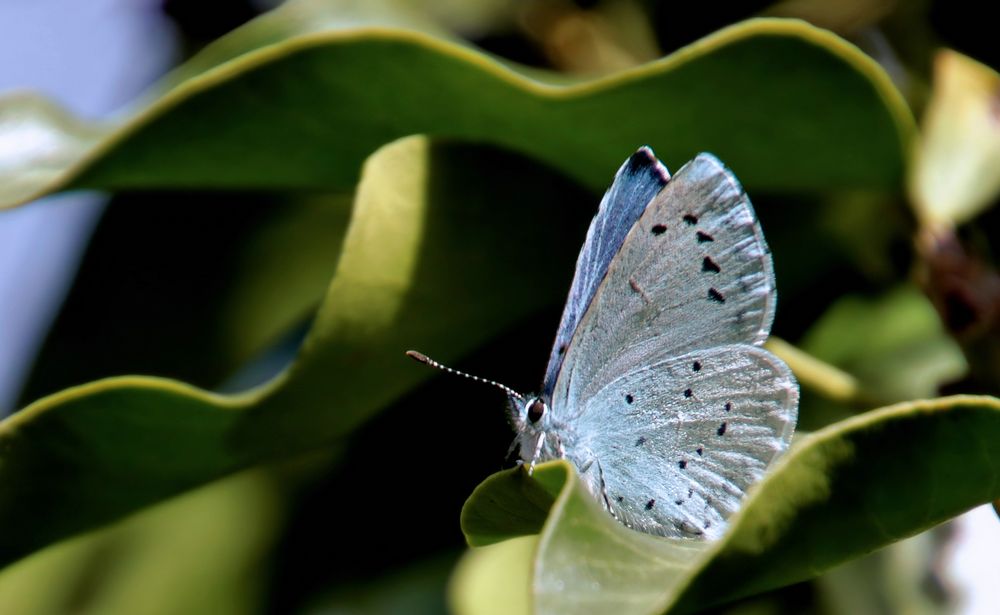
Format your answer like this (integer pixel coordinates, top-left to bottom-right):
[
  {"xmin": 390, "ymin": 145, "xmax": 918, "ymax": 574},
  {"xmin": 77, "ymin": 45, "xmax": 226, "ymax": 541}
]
[
  {"xmin": 594, "ymin": 458, "xmax": 617, "ymax": 519},
  {"xmin": 505, "ymin": 436, "xmax": 521, "ymax": 464},
  {"xmin": 576, "ymin": 451, "xmax": 616, "ymax": 518},
  {"xmin": 527, "ymin": 433, "xmax": 546, "ymax": 476}
]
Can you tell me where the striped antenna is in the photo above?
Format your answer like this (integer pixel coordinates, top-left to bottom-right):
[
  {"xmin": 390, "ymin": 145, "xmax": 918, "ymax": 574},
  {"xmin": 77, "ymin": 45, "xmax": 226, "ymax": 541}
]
[{"xmin": 406, "ymin": 350, "xmax": 525, "ymax": 401}]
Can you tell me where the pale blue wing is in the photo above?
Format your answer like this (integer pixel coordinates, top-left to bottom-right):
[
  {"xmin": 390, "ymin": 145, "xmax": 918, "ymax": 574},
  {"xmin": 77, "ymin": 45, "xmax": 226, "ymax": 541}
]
[
  {"xmin": 568, "ymin": 344, "xmax": 798, "ymax": 539},
  {"xmin": 541, "ymin": 147, "xmax": 669, "ymax": 398},
  {"xmin": 552, "ymin": 153, "xmax": 777, "ymax": 415}
]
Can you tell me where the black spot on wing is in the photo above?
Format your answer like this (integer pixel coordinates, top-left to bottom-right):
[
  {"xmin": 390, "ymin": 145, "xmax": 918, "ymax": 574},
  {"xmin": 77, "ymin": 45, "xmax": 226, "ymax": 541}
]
[
  {"xmin": 696, "ymin": 447, "xmax": 703, "ymax": 456},
  {"xmin": 683, "ymin": 388, "xmax": 693, "ymax": 398},
  {"xmin": 692, "ymin": 361, "xmax": 701, "ymax": 372},
  {"xmin": 635, "ymin": 436, "xmax": 646, "ymax": 446},
  {"xmin": 625, "ymin": 393, "xmax": 634, "ymax": 404},
  {"xmin": 708, "ymin": 288, "xmax": 725, "ymax": 303},
  {"xmin": 702, "ymin": 256, "xmax": 721, "ymax": 273},
  {"xmin": 683, "ymin": 214, "xmax": 698, "ymax": 225},
  {"xmin": 678, "ymin": 460, "xmax": 687, "ymax": 469},
  {"xmin": 645, "ymin": 499, "xmax": 656, "ymax": 510},
  {"xmin": 717, "ymin": 422, "xmax": 728, "ymax": 436},
  {"xmin": 616, "ymin": 495, "xmax": 624, "ymax": 503},
  {"xmin": 696, "ymin": 231, "xmax": 714, "ymax": 243},
  {"xmin": 651, "ymin": 224, "xmax": 667, "ymax": 235},
  {"xmin": 724, "ymin": 402, "xmax": 732, "ymax": 412}
]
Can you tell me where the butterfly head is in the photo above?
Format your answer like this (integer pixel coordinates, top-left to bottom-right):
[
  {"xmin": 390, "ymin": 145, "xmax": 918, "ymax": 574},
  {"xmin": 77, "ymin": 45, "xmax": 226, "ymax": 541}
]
[{"xmin": 510, "ymin": 394, "xmax": 564, "ymax": 470}]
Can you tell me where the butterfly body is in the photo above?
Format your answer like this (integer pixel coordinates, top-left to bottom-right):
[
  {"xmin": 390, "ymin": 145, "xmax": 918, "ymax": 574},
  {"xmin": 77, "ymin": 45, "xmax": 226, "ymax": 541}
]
[{"xmin": 507, "ymin": 147, "xmax": 798, "ymax": 540}]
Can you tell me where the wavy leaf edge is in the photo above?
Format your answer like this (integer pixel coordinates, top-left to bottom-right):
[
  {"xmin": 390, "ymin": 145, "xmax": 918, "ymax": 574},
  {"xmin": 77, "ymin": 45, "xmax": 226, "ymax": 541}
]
[{"xmin": 2, "ymin": 17, "xmax": 913, "ymax": 209}]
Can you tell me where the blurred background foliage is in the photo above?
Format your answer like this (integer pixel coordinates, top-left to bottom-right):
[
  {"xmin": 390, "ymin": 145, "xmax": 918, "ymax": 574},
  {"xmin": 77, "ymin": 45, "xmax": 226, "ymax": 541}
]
[{"xmin": 0, "ymin": 0, "xmax": 999, "ymax": 614}]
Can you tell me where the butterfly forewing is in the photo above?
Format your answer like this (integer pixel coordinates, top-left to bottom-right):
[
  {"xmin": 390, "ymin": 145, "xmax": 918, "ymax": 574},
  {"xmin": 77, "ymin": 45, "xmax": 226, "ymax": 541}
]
[
  {"xmin": 541, "ymin": 148, "xmax": 670, "ymax": 397},
  {"xmin": 571, "ymin": 344, "xmax": 798, "ymax": 539},
  {"xmin": 552, "ymin": 153, "xmax": 777, "ymax": 414}
]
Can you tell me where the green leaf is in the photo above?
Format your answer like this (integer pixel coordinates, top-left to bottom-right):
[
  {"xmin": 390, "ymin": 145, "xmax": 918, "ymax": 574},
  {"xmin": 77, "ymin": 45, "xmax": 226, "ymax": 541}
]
[
  {"xmin": 0, "ymin": 136, "xmax": 590, "ymax": 569},
  {"xmin": 457, "ymin": 396, "xmax": 1000, "ymax": 615},
  {"xmin": 799, "ymin": 285, "xmax": 967, "ymax": 403},
  {"xmin": 0, "ymin": 468, "xmax": 282, "ymax": 615},
  {"xmin": 459, "ymin": 461, "xmax": 710, "ymax": 615},
  {"xmin": 460, "ymin": 463, "xmax": 564, "ymax": 548},
  {"xmin": 450, "ymin": 536, "xmax": 537, "ymax": 615},
  {"xmin": 0, "ymin": 14, "xmax": 912, "ymax": 209}
]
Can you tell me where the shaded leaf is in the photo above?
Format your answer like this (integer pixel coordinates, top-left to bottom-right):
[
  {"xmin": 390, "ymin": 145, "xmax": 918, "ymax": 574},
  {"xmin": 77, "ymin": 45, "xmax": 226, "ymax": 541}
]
[
  {"xmin": 20, "ymin": 192, "xmax": 352, "ymax": 401},
  {"xmin": 460, "ymin": 464, "xmax": 563, "ymax": 548},
  {"xmin": 0, "ymin": 469, "xmax": 282, "ymax": 615},
  {"xmin": 0, "ymin": 137, "xmax": 590, "ymax": 569}
]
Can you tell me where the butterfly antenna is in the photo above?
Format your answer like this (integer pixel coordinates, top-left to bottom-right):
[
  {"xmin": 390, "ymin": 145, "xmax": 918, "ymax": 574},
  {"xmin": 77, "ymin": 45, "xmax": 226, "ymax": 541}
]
[{"xmin": 405, "ymin": 350, "xmax": 525, "ymax": 401}]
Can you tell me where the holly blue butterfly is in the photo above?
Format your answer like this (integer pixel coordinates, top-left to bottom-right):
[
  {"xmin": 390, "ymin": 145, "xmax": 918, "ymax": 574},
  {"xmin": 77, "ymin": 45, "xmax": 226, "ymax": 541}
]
[{"xmin": 410, "ymin": 147, "xmax": 798, "ymax": 539}]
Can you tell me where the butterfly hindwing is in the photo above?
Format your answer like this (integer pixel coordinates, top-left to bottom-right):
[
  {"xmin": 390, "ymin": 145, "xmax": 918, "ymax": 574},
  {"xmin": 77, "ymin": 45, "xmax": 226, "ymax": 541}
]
[
  {"xmin": 541, "ymin": 148, "xmax": 670, "ymax": 397},
  {"xmin": 552, "ymin": 153, "xmax": 777, "ymax": 414},
  {"xmin": 570, "ymin": 343, "xmax": 798, "ymax": 539}
]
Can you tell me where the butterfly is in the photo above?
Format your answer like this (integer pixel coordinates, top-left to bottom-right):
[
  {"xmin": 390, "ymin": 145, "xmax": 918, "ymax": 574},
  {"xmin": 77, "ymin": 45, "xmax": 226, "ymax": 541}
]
[{"xmin": 410, "ymin": 147, "xmax": 798, "ymax": 539}]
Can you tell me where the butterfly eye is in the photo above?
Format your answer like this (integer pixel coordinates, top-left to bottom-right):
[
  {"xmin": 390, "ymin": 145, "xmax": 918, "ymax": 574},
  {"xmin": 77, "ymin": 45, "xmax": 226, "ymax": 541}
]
[{"xmin": 526, "ymin": 399, "xmax": 546, "ymax": 423}]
